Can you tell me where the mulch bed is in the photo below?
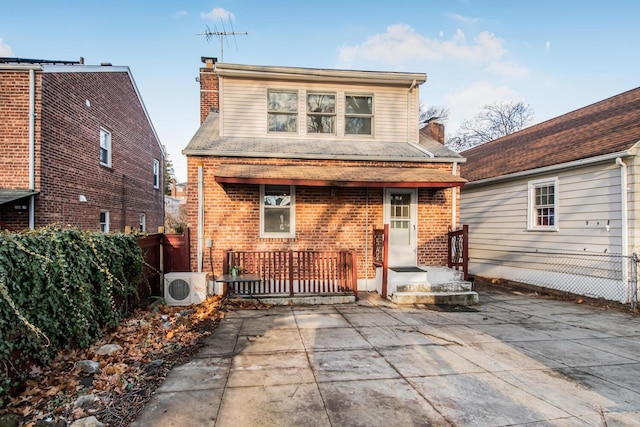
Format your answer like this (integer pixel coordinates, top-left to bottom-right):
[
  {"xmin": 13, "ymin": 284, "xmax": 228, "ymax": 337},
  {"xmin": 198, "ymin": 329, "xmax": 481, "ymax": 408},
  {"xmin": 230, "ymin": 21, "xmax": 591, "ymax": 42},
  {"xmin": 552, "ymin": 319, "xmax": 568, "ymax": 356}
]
[{"xmin": 0, "ymin": 297, "xmax": 271, "ymax": 427}]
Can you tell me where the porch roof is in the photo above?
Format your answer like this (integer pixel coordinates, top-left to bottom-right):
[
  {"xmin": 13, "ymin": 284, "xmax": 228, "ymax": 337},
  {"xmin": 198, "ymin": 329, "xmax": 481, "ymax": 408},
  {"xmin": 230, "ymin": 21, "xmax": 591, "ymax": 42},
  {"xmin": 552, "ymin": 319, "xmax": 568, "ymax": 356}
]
[
  {"xmin": 214, "ymin": 164, "xmax": 466, "ymax": 188},
  {"xmin": 0, "ymin": 189, "xmax": 39, "ymax": 206}
]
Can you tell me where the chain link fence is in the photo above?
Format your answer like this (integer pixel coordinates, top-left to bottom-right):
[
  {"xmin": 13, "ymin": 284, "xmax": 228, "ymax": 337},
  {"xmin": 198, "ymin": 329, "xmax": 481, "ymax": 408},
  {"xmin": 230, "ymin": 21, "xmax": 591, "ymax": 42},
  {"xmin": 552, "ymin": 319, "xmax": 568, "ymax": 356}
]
[{"xmin": 471, "ymin": 250, "xmax": 638, "ymax": 309}]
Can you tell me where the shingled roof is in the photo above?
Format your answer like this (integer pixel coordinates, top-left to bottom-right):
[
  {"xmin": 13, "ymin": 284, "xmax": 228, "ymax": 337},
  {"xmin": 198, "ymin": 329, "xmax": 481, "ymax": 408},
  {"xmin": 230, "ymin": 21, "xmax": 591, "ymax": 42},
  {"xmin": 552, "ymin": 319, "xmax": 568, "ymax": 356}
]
[
  {"xmin": 461, "ymin": 87, "xmax": 640, "ymax": 183},
  {"xmin": 183, "ymin": 112, "xmax": 463, "ymax": 162}
]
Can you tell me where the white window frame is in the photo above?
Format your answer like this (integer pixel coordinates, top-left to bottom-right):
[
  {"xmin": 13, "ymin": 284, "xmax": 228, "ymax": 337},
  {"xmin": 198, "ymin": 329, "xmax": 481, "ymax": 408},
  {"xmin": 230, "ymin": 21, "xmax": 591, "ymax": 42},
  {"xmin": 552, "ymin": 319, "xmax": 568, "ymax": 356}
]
[
  {"xmin": 100, "ymin": 210, "xmax": 110, "ymax": 233},
  {"xmin": 306, "ymin": 92, "xmax": 336, "ymax": 135},
  {"xmin": 100, "ymin": 128, "xmax": 112, "ymax": 167},
  {"xmin": 153, "ymin": 159, "xmax": 160, "ymax": 189},
  {"xmin": 344, "ymin": 93, "xmax": 374, "ymax": 136},
  {"xmin": 528, "ymin": 177, "xmax": 559, "ymax": 231},
  {"xmin": 260, "ymin": 184, "xmax": 295, "ymax": 238},
  {"xmin": 139, "ymin": 213, "xmax": 146, "ymax": 232},
  {"xmin": 267, "ymin": 90, "xmax": 298, "ymax": 133}
]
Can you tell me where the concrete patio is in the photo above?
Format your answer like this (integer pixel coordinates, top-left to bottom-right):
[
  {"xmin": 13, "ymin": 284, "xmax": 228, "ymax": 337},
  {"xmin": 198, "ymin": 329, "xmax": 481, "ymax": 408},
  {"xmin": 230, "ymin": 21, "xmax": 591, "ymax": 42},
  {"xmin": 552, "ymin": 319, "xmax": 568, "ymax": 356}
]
[{"xmin": 133, "ymin": 285, "xmax": 640, "ymax": 426}]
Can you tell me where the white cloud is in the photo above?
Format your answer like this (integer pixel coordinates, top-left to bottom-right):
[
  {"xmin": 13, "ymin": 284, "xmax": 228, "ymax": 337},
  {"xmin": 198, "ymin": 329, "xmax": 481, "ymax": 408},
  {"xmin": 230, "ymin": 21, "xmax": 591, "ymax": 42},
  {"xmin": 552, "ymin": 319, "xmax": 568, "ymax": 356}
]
[
  {"xmin": 444, "ymin": 81, "xmax": 521, "ymax": 131},
  {"xmin": 485, "ymin": 60, "xmax": 530, "ymax": 79},
  {"xmin": 545, "ymin": 41, "xmax": 551, "ymax": 51},
  {"xmin": 338, "ymin": 24, "xmax": 507, "ymax": 68},
  {"xmin": 175, "ymin": 10, "xmax": 187, "ymax": 17},
  {"xmin": 0, "ymin": 38, "xmax": 13, "ymax": 57},
  {"xmin": 439, "ymin": 31, "xmax": 444, "ymax": 38},
  {"xmin": 201, "ymin": 7, "xmax": 235, "ymax": 21},
  {"xmin": 450, "ymin": 13, "xmax": 480, "ymax": 24}
]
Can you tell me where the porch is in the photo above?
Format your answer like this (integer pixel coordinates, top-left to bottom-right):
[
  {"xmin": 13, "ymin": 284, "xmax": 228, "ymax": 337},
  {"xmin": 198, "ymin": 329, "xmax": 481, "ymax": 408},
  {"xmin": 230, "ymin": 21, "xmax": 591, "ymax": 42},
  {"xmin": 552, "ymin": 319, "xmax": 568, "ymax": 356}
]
[
  {"xmin": 373, "ymin": 224, "xmax": 477, "ymax": 305},
  {"xmin": 217, "ymin": 249, "xmax": 357, "ymax": 303}
]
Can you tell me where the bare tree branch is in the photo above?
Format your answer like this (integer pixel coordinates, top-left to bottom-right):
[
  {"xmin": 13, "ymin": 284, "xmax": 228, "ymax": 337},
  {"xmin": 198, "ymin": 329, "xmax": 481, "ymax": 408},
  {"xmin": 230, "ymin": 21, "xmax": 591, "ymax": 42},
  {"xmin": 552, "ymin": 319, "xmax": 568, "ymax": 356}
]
[{"xmin": 446, "ymin": 101, "xmax": 534, "ymax": 151}]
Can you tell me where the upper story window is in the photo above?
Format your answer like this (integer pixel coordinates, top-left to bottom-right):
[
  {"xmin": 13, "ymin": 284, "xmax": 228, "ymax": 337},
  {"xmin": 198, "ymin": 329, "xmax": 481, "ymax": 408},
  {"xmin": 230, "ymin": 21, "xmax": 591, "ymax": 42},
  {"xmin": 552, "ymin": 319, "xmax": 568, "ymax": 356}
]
[
  {"xmin": 307, "ymin": 93, "xmax": 336, "ymax": 134},
  {"xmin": 100, "ymin": 128, "xmax": 112, "ymax": 167},
  {"xmin": 139, "ymin": 213, "xmax": 146, "ymax": 232},
  {"xmin": 153, "ymin": 159, "xmax": 160, "ymax": 189},
  {"xmin": 260, "ymin": 184, "xmax": 295, "ymax": 238},
  {"xmin": 100, "ymin": 210, "xmax": 110, "ymax": 233},
  {"xmin": 268, "ymin": 90, "xmax": 298, "ymax": 133},
  {"xmin": 528, "ymin": 177, "xmax": 559, "ymax": 231},
  {"xmin": 345, "ymin": 95, "xmax": 373, "ymax": 135}
]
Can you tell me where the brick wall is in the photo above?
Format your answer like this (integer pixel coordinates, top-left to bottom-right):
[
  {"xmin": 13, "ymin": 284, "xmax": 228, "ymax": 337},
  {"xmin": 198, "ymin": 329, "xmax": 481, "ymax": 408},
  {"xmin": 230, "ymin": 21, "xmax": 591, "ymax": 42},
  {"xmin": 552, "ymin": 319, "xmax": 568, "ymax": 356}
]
[
  {"xmin": 0, "ymin": 67, "xmax": 164, "ymax": 232},
  {"xmin": 186, "ymin": 156, "xmax": 457, "ymax": 281},
  {"xmin": 0, "ymin": 69, "xmax": 42, "ymax": 229},
  {"xmin": 37, "ymin": 71, "xmax": 164, "ymax": 232}
]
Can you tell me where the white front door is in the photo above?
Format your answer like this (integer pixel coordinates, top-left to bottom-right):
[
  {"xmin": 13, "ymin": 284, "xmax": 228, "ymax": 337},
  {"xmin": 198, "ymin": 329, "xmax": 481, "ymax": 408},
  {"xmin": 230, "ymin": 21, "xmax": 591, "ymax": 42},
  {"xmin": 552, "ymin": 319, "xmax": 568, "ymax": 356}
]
[{"xmin": 384, "ymin": 188, "xmax": 418, "ymax": 267}]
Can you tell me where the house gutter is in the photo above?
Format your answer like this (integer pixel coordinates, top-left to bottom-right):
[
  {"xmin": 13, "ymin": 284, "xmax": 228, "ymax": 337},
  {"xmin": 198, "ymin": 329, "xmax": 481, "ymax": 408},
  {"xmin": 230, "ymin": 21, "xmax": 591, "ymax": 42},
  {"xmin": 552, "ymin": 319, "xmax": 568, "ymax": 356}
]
[
  {"xmin": 197, "ymin": 163, "xmax": 204, "ymax": 272},
  {"xmin": 181, "ymin": 150, "xmax": 463, "ymax": 163},
  {"xmin": 616, "ymin": 157, "xmax": 630, "ymax": 300},
  {"xmin": 28, "ymin": 69, "xmax": 36, "ymax": 229},
  {"xmin": 407, "ymin": 79, "xmax": 417, "ymax": 144},
  {"xmin": 464, "ymin": 150, "xmax": 633, "ymax": 188}
]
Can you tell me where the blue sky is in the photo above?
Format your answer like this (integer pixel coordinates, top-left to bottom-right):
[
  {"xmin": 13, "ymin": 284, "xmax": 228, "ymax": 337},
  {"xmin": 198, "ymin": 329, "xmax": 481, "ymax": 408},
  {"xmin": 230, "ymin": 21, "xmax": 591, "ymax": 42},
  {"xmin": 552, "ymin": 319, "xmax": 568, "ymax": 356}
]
[{"xmin": 2, "ymin": 1, "xmax": 639, "ymax": 182}]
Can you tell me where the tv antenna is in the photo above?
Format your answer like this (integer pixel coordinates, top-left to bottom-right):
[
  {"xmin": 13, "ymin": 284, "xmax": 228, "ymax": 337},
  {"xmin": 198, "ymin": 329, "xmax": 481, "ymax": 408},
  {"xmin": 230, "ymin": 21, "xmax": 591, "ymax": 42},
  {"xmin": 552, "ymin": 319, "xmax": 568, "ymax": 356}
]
[{"xmin": 197, "ymin": 19, "xmax": 247, "ymax": 62}]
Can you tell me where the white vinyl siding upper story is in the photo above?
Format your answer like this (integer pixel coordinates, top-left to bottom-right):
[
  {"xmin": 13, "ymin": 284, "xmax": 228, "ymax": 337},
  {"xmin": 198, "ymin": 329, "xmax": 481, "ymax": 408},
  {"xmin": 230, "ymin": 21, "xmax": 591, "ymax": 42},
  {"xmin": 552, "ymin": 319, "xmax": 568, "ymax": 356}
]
[
  {"xmin": 218, "ymin": 78, "xmax": 417, "ymax": 143},
  {"xmin": 460, "ymin": 162, "xmax": 625, "ymax": 262}
]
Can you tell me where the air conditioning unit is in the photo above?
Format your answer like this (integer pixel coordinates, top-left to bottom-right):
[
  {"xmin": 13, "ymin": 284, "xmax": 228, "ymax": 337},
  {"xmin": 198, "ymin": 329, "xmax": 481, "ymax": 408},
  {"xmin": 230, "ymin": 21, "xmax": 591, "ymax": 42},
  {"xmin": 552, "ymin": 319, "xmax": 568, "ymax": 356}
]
[{"xmin": 164, "ymin": 272, "xmax": 209, "ymax": 306}]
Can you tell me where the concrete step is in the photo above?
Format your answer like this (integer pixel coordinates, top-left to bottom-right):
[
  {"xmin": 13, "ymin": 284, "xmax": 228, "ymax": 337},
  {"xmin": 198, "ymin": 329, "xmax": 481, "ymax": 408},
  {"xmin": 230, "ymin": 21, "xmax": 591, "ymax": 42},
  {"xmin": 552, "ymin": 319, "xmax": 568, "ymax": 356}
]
[
  {"xmin": 390, "ymin": 291, "xmax": 479, "ymax": 306},
  {"xmin": 396, "ymin": 281, "xmax": 473, "ymax": 293}
]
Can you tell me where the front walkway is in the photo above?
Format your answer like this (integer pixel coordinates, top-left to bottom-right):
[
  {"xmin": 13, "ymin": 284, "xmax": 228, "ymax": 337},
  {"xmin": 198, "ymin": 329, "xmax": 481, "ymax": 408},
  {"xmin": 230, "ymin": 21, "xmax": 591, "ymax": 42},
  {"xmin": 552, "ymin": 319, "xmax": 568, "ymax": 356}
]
[{"xmin": 133, "ymin": 285, "xmax": 640, "ymax": 426}]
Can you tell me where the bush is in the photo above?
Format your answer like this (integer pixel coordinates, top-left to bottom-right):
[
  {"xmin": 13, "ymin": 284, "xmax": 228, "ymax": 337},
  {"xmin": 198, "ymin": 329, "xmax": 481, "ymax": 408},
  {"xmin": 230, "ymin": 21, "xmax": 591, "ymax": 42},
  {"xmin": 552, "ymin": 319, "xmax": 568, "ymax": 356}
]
[{"xmin": 0, "ymin": 227, "xmax": 144, "ymax": 403}]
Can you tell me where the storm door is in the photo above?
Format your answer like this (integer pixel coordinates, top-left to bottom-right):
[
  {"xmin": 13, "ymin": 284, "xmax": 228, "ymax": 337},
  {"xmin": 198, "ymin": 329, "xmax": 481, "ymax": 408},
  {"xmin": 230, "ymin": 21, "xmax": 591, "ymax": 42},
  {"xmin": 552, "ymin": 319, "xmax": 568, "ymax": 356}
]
[{"xmin": 384, "ymin": 188, "xmax": 417, "ymax": 267}]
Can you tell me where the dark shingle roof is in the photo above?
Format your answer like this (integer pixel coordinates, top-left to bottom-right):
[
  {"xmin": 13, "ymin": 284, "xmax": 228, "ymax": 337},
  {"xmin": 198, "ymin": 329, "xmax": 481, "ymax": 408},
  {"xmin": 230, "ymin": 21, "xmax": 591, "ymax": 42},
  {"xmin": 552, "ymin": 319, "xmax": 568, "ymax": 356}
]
[{"xmin": 461, "ymin": 87, "xmax": 640, "ymax": 182}]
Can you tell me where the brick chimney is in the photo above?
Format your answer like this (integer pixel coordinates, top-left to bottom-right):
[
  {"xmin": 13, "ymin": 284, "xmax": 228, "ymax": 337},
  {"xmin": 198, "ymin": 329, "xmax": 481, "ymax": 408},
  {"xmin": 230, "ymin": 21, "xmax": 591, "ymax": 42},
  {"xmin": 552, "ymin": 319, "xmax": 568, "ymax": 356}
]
[
  {"xmin": 199, "ymin": 56, "xmax": 218, "ymax": 124},
  {"xmin": 421, "ymin": 121, "xmax": 445, "ymax": 144}
]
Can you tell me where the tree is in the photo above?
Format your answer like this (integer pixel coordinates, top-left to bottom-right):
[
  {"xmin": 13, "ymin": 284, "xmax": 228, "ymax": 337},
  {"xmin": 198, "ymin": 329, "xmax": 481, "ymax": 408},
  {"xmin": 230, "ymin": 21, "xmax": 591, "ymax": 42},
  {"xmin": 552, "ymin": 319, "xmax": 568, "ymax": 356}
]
[
  {"xmin": 419, "ymin": 104, "xmax": 449, "ymax": 126},
  {"xmin": 447, "ymin": 101, "xmax": 534, "ymax": 152},
  {"xmin": 164, "ymin": 152, "xmax": 176, "ymax": 196}
]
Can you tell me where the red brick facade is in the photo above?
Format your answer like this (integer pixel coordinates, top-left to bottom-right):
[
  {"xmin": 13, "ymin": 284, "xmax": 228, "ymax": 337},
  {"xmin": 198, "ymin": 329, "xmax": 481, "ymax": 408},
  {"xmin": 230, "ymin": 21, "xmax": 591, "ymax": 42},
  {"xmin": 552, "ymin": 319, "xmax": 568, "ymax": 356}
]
[
  {"xmin": 0, "ymin": 66, "xmax": 164, "ymax": 232},
  {"xmin": 186, "ymin": 156, "xmax": 459, "ymax": 281}
]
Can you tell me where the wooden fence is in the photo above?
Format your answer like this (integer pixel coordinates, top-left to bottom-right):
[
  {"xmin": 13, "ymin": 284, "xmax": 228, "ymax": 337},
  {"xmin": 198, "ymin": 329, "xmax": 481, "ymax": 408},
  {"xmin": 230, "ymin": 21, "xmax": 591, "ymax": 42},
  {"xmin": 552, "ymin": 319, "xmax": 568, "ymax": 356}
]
[{"xmin": 223, "ymin": 250, "xmax": 357, "ymax": 296}]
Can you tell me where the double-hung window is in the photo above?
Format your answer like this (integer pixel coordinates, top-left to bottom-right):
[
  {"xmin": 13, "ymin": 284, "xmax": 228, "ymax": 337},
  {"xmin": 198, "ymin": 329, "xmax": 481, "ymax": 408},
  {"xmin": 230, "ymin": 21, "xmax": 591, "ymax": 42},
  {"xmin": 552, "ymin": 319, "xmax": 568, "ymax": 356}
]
[
  {"xmin": 260, "ymin": 185, "xmax": 295, "ymax": 238},
  {"xmin": 345, "ymin": 94, "xmax": 373, "ymax": 135},
  {"xmin": 268, "ymin": 90, "xmax": 298, "ymax": 133},
  {"xmin": 307, "ymin": 93, "xmax": 335, "ymax": 134},
  {"xmin": 528, "ymin": 177, "xmax": 558, "ymax": 231},
  {"xmin": 139, "ymin": 213, "xmax": 146, "ymax": 232},
  {"xmin": 100, "ymin": 128, "xmax": 112, "ymax": 167},
  {"xmin": 153, "ymin": 159, "xmax": 160, "ymax": 189},
  {"xmin": 100, "ymin": 211, "xmax": 110, "ymax": 233}
]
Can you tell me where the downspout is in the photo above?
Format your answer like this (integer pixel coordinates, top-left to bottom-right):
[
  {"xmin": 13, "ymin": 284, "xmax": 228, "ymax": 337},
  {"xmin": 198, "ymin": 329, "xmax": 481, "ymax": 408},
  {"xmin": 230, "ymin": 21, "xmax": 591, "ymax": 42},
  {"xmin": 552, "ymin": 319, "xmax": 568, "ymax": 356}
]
[
  {"xmin": 407, "ymin": 79, "xmax": 417, "ymax": 143},
  {"xmin": 451, "ymin": 162, "xmax": 458, "ymax": 230},
  {"xmin": 616, "ymin": 157, "xmax": 629, "ymax": 299},
  {"xmin": 28, "ymin": 69, "xmax": 36, "ymax": 229},
  {"xmin": 365, "ymin": 187, "xmax": 369, "ymax": 291},
  {"xmin": 197, "ymin": 163, "xmax": 204, "ymax": 272}
]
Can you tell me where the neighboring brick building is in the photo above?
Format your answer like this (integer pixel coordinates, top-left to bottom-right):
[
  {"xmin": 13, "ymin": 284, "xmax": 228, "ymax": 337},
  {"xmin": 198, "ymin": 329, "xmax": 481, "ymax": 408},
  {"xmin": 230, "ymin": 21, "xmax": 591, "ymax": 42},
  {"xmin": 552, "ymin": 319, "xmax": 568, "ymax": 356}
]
[
  {"xmin": 0, "ymin": 58, "xmax": 164, "ymax": 232},
  {"xmin": 183, "ymin": 58, "xmax": 465, "ymax": 291}
]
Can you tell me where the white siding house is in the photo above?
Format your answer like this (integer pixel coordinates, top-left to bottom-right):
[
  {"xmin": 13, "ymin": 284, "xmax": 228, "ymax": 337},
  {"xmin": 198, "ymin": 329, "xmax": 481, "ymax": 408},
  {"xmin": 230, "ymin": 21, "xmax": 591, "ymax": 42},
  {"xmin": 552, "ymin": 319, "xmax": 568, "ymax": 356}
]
[{"xmin": 460, "ymin": 87, "xmax": 640, "ymax": 303}]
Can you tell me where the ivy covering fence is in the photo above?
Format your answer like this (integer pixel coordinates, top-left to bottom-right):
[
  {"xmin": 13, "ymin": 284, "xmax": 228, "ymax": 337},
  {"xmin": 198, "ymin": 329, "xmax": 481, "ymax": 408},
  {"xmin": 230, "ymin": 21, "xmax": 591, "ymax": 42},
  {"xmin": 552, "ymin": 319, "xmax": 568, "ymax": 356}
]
[{"xmin": 0, "ymin": 227, "xmax": 144, "ymax": 402}]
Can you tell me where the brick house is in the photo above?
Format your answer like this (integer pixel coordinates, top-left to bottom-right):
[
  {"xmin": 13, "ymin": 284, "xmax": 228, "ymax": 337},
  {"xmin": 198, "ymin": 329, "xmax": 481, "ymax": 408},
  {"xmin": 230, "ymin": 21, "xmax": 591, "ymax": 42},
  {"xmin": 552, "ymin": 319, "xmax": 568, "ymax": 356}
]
[
  {"xmin": 0, "ymin": 58, "xmax": 164, "ymax": 232},
  {"xmin": 183, "ymin": 58, "xmax": 466, "ymax": 296}
]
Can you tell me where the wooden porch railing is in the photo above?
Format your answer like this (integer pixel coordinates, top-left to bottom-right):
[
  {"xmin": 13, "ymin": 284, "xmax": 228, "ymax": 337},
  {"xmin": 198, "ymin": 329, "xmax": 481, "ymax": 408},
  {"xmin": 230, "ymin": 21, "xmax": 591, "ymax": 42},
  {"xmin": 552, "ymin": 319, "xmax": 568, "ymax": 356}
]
[
  {"xmin": 222, "ymin": 250, "xmax": 357, "ymax": 296},
  {"xmin": 372, "ymin": 224, "xmax": 389, "ymax": 298},
  {"xmin": 448, "ymin": 224, "xmax": 469, "ymax": 281},
  {"xmin": 0, "ymin": 220, "xmax": 16, "ymax": 231}
]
